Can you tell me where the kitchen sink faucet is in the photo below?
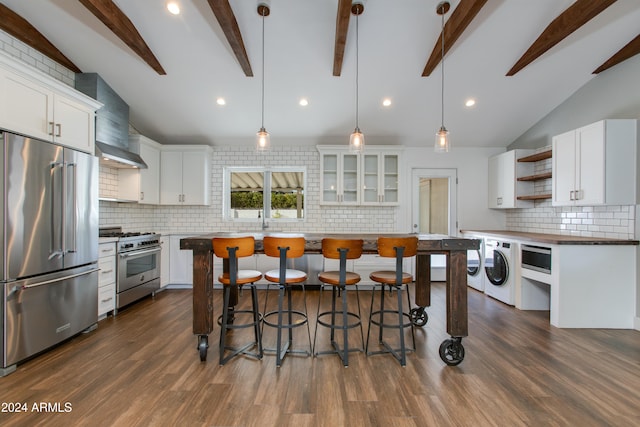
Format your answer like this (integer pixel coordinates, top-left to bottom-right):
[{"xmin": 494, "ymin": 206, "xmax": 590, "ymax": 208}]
[{"xmin": 261, "ymin": 208, "xmax": 269, "ymax": 230}]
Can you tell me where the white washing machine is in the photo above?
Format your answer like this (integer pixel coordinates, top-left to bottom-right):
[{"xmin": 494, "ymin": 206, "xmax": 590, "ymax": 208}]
[
  {"xmin": 464, "ymin": 234, "xmax": 484, "ymax": 292},
  {"xmin": 484, "ymin": 239, "xmax": 516, "ymax": 305}
]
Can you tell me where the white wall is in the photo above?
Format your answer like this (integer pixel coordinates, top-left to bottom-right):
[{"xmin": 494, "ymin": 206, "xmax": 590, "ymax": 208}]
[{"xmin": 398, "ymin": 146, "xmax": 506, "ymax": 234}]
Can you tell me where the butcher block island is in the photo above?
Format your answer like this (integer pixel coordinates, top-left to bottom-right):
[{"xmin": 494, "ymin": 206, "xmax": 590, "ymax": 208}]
[
  {"xmin": 181, "ymin": 233, "xmax": 479, "ymax": 366},
  {"xmin": 463, "ymin": 230, "xmax": 639, "ymax": 329}
]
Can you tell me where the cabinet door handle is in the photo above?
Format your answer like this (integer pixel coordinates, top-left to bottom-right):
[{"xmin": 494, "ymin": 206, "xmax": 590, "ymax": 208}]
[
  {"xmin": 55, "ymin": 123, "xmax": 62, "ymax": 137},
  {"xmin": 48, "ymin": 121, "xmax": 55, "ymax": 136},
  {"xmin": 140, "ymin": 191, "xmax": 144, "ymax": 201},
  {"xmin": 497, "ymin": 197, "xmax": 503, "ymax": 206},
  {"xmin": 570, "ymin": 190, "xmax": 575, "ymax": 201}
]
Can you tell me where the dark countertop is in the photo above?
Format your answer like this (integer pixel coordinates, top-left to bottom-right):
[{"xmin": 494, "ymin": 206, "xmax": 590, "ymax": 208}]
[
  {"xmin": 460, "ymin": 230, "xmax": 639, "ymax": 245},
  {"xmin": 180, "ymin": 232, "xmax": 480, "ymax": 252}
]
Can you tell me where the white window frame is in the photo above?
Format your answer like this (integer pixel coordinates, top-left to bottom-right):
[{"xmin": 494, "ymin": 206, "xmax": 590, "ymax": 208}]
[{"xmin": 223, "ymin": 166, "xmax": 307, "ymax": 223}]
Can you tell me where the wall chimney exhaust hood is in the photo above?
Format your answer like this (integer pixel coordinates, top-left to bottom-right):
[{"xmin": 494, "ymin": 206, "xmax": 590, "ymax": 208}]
[
  {"xmin": 75, "ymin": 73, "xmax": 147, "ymax": 169},
  {"xmin": 95, "ymin": 141, "xmax": 147, "ymax": 169}
]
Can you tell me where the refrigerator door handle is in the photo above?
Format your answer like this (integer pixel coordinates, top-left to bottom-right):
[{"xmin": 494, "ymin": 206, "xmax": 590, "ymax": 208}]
[
  {"xmin": 50, "ymin": 161, "xmax": 65, "ymax": 259},
  {"xmin": 7, "ymin": 284, "xmax": 21, "ymax": 297},
  {"xmin": 20, "ymin": 268, "xmax": 100, "ymax": 290},
  {"xmin": 65, "ymin": 161, "xmax": 78, "ymax": 254}
]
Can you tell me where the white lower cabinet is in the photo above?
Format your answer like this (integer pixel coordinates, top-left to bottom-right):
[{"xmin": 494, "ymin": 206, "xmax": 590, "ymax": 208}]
[
  {"xmin": 168, "ymin": 235, "xmax": 193, "ymax": 286},
  {"xmin": 160, "ymin": 235, "xmax": 170, "ymax": 288},
  {"xmin": 98, "ymin": 242, "xmax": 116, "ymax": 317}
]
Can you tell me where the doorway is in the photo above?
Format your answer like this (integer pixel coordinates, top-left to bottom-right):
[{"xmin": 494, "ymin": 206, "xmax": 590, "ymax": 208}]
[
  {"xmin": 411, "ymin": 169, "xmax": 457, "ymax": 281},
  {"xmin": 411, "ymin": 169, "xmax": 457, "ymax": 235}
]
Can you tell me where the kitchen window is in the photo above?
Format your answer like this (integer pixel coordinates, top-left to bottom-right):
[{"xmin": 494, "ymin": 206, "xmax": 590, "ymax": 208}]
[{"xmin": 223, "ymin": 167, "xmax": 306, "ymax": 223}]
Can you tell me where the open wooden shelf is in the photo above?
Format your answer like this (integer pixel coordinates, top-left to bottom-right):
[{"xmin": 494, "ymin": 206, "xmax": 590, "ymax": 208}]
[
  {"xmin": 518, "ymin": 150, "xmax": 552, "ymax": 162},
  {"xmin": 517, "ymin": 171, "xmax": 552, "ymax": 182},
  {"xmin": 517, "ymin": 193, "xmax": 552, "ymax": 201}
]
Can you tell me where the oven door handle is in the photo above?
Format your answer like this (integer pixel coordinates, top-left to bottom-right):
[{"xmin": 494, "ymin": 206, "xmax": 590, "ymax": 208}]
[{"xmin": 119, "ymin": 248, "xmax": 161, "ymax": 259}]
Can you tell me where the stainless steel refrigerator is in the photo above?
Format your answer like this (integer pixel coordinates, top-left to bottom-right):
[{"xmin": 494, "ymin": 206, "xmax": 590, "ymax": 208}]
[{"xmin": 1, "ymin": 131, "xmax": 99, "ymax": 375}]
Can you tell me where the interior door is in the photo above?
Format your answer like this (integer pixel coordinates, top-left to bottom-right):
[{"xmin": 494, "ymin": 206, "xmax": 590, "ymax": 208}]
[{"xmin": 411, "ymin": 168, "xmax": 457, "ymax": 235}]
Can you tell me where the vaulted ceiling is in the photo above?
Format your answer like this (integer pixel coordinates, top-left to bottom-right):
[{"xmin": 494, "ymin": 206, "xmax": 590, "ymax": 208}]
[{"xmin": 1, "ymin": 0, "xmax": 639, "ymax": 148}]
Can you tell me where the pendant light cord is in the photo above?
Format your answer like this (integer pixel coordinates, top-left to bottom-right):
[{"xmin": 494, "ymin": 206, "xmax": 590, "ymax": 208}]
[
  {"xmin": 355, "ymin": 11, "xmax": 359, "ymax": 130},
  {"xmin": 440, "ymin": 6, "xmax": 445, "ymax": 128},
  {"xmin": 261, "ymin": 8, "xmax": 266, "ymax": 129}
]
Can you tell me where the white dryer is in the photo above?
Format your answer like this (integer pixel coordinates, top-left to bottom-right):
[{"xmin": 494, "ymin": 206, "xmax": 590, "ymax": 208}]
[
  {"xmin": 464, "ymin": 234, "xmax": 484, "ymax": 292},
  {"xmin": 484, "ymin": 239, "xmax": 516, "ymax": 305}
]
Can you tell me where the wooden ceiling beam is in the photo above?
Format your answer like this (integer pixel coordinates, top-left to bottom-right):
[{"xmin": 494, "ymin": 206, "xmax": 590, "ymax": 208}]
[
  {"xmin": 422, "ymin": 0, "xmax": 488, "ymax": 77},
  {"xmin": 506, "ymin": 0, "xmax": 617, "ymax": 76},
  {"xmin": 207, "ymin": 0, "xmax": 253, "ymax": 77},
  {"xmin": 593, "ymin": 34, "xmax": 640, "ymax": 74},
  {"xmin": 79, "ymin": 0, "xmax": 166, "ymax": 75},
  {"xmin": 0, "ymin": 4, "xmax": 81, "ymax": 73},
  {"xmin": 332, "ymin": 0, "xmax": 353, "ymax": 77}
]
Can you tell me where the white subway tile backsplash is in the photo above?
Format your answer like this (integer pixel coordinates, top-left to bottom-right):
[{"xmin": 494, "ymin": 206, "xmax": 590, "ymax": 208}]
[{"xmin": 507, "ymin": 203, "xmax": 635, "ymax": 240}]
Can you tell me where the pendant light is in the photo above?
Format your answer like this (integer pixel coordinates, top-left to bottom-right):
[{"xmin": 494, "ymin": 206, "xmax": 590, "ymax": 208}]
[
  {"xmin": 256, "ymin": 2, "xmax": 271, "ymax": 151},
  {"xmin": 434, "ymin": 1, "xmax": 450, "ymax": 153},
  {"xmin": 349, "ymin": 2, "xmax": 364, "ymax": 153}
]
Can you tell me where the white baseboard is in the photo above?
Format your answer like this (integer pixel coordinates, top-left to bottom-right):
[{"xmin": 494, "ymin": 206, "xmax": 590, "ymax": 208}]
[{"xmin": 166, "ymin": 284, "xmax": 193, "ymax": 289}]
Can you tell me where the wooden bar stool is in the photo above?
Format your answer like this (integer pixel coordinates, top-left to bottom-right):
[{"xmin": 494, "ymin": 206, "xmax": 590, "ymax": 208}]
[
  {"xmin": 366, "ymin": 236, "xmax": 418, "ymax": 366},
  {"xmin": 314, "ymin": 238, "xmax": 364, "ymax": 367},
  {"xmin": 212, "ymin": 236, "xmax": 263, "ymax": 365},
  {"xmin": 262, "ymin": 235, "xmax": 312, "ymax": 367}
]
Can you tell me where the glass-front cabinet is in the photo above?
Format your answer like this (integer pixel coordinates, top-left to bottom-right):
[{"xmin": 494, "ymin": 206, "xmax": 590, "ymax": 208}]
[
  {"xmin": 319, "ymin": 150, "xmax": 360, "ymax": 205},
  {"xmin": 362, "ymin": 150, "xmax": 399, "ymax": 205},
  {"xmin": 318, "ymin": 146, "xmax": 401, "ymax": 206}
]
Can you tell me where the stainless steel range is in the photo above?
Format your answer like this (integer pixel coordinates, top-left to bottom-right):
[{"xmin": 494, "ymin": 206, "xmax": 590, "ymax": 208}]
[{"xmin": 100, "ymin": 228, "xmax": 161, "ymax": 312}]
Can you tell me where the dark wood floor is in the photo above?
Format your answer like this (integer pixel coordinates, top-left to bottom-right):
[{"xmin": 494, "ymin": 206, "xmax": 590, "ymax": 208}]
[{"xmin": 1, "ymin": 284, "xmax": 639, "ymax": 427}]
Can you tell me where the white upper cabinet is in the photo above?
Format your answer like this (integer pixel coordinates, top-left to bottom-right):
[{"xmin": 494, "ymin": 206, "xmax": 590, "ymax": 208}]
[
  {"xmin": 317, "ymin": 145, "xmax": 402, "ymax": 206},
  {"xmin": 0, "ymin": 53, "xmax": 100, "ymax": 153},
  {"xmin": 362, "ymin": 149, "xmax": 400, "ymax": 205},
  {"xmin": 318, "ymin": 147, "xmax": 360, "ymax": 205},
  {"xmin": 487, "ymin": 150, "xmax": 534, "ymax": 209},
  {"xmin": 552, "ymin": 120, "xmax": 638, "ymax": 206},
  {"xmin": 128, "ymin": 134, "xmax": 161, "ymax": 204},
  {"xmin": 160, "ymin": 145, "xmax": 211, "ymax": 205}
]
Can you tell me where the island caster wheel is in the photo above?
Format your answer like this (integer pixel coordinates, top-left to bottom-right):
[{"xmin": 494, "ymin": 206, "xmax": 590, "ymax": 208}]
[
  {"xmin": 198, "ymin": 335, "xmax": 209, "ymax": 361},
  {"xmin": 439, "ymin": 337, "xmax": 465, "ymax": 366},
  {"xmin": 410, "ymin": 307, "xmax": 428, "ymax": 327}
]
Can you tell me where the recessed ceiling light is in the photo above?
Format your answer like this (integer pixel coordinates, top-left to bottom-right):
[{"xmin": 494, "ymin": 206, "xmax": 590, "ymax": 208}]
[
  {"xmin": 167, "ymin": 2, "xmax": 180, "ymax": 15},
  {"xmin": 465, "ymin": 98, "xmax": 476, "ymax": 107},
  {"xmin": 382, "ymin": 98, "xmax": 392, "ymax": 107},
  {"xmin": 216, "ymin": 97, "xmax": 226, "ymax": 106},
  {"xmin": 299, "ymin": 98, "xmax": 309, "ymax": 107}
]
